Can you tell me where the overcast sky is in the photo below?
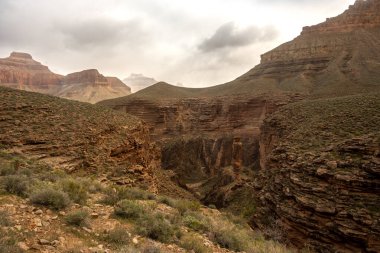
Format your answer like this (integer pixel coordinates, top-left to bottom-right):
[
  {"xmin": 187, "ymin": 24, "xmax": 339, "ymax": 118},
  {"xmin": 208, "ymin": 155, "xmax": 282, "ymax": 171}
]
[{"xmin": 0, "ymin": 0, "xmax": 355, "ymax": 87}]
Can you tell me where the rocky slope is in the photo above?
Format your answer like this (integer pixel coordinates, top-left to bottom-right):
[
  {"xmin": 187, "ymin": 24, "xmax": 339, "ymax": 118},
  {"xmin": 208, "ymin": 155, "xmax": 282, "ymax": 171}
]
[
  {"xmin": 0, "ymin": 86, "xmax": 157, "ymax": 190},
  {"xmin": 0, "ymin": 53, "xmax": 131, "ymax": 103},
  {"xmin": 255, "ymin": 93, "xmax": 380, "ymax": 252}
]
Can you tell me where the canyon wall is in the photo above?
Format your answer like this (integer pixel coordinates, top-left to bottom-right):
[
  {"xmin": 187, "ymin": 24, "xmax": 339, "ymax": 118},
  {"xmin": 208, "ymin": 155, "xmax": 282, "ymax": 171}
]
[
  {"xmin": 107, "ymin": 95, "xmax": 300, "ymax": 187},
  {"xmin": 255, "ymin": 94, "xmax": 380, "ymax": 252}
]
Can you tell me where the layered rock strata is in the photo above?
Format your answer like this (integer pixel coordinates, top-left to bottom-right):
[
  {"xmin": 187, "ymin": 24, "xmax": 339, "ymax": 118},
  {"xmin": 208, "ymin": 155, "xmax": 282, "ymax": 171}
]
[
  {"xmin": 0, "ymin": 53, "xmax": 131, "ymax": 103},
  {"xmin": 0, "ymin": 86, "xmax": 158, "ymax": 191},
  {"xmin": 255, "ymin": 94, "xmax": 380, "ymax": 252},
  {"xmin": 0, "ymin": 52, "xmax": 62, "ymax": 94}
]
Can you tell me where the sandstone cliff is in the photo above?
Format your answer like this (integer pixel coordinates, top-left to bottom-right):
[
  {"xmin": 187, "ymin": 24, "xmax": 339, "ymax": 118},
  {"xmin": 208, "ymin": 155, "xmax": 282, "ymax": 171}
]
[
  {"xmin": 58, "ymin": 69, "xmax": 132, "ymax": 103},
  {"xmin": 0, "ymin": 86, "xmax": 158, "ymax": 191},
  {"xmin": 214, "ymin": 0, "xmax": 380, "ymax": 98},
  {"xmin": 0, "ymin": 53, "xmax": 131, "ymax": 103},
  {"xmin": 0, "ymin": 52, "xmax": 63, "ymax": 95},
  {"xmin": 256, "ymin": 94, "xmax": 380, "ymax": 252}
]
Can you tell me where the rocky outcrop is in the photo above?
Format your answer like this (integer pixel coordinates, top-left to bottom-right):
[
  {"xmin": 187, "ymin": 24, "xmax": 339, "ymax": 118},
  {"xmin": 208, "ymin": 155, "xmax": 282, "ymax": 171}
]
[
  {"xmin": 0, "ymin": 86, "xmax": 158, "ymax": 191},
  {"xmin": 58, "ymin": 69, "xmax": 132, "ymax": 104},
  {"xmin": 0, "ymin": 53, "xmax": 131, "ymax": 103},
  {"xmin": 302, "ymin": 0, "xmax": 380, "ymax": 34},
  {"xmin": 0, "ymin": 52, "xmax": 63, "ymax": 94},
  {"xmin": 209, "ymin": 0, "xmax": 380, "ymax": 98},
  {"xmin": 105, "ymin": 94, "xmax": 298, "ymax": 140},
  {"xmin": 255, "ymin": 94, "xmax": 380, "ymax": 252}
]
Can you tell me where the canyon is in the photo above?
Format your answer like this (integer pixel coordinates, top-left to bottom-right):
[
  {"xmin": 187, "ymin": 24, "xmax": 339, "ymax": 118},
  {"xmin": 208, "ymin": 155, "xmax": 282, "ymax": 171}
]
[
  {"xmin": 99, "ymin": 0, "xmax": 380, "ymax": 252},
  {"xmin": 0, "ymin": 52, "xmax": 131, "ymax": 103},
  {"xmin": 0, "ymin": 0, "xmax": 378, "ymax": 252}
]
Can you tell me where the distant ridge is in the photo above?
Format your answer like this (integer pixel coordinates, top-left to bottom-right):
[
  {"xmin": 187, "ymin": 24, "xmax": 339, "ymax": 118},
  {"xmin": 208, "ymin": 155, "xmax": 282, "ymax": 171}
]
[
  {"xmin": 0, "ymin": 53, "xmax": 131, "ymax": 103},
  {"xmin": 100, "ymin": 0, "xmax": 380, "ymax": 105}
]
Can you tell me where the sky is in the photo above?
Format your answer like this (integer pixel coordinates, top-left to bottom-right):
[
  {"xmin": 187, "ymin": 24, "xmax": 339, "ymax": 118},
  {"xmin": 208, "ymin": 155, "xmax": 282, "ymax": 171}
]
[{"xmin": 0, "ymin": 0, "xmax": 355, "ymax": 88}]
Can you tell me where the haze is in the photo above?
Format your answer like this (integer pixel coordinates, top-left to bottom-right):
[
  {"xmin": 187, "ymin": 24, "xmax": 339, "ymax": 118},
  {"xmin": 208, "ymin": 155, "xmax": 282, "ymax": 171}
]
[{"xmin": 0, "ymin": 0, "xmax": 355, "ymax": 88}]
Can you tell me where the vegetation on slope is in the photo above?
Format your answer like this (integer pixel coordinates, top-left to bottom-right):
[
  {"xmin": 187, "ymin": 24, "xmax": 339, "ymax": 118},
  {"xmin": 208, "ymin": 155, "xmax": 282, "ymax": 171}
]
[{"xmin": 0, "ymin": 152, "xmax": 296, "ymax": 253}]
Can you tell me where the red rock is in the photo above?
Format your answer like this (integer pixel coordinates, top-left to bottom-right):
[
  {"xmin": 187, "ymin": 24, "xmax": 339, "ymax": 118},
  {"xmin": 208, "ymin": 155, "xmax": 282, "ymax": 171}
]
[{"xmin": 0, "ymin": 54, "xmax": 131, "ymax": 103}]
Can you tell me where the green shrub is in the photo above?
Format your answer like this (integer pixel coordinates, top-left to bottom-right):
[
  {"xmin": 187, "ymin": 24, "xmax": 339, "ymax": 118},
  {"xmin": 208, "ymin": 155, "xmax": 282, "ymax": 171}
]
[
  {"xmin": 0, "ymin": 211, "xmax": 12, "ymax": 226},
  {"xmin": 102, "ymin": 187, "xmax": 155, "ymax": 205},
  {"xmin": 0, "ymin": 165, "xmax": 15, "ymax": 176},
  {"xmin": 142, "ymin": 244, "xmax": 161, "ymax": 253},
  {"xmin": 208, "ymin": 218, "xmax": 254, "ymax": 251},
  {"xmin": 158, "ymin": 196, "xmax": 200, "ymax": 215},
  {"xmin": 180, "ymin": 234, "xmax": 211, "ymax": 253},
  {"xmin": 59, "ymin": 178, "xmax": 88, "ymax": 204},
  {"xmin": 157, "ymin": 195, "xmax": 176, "ymax": 207},
  {"xmin": 122, "ymin": 187, "xmax": 156, "ymax": 200},
  {"xmin": 183, "ymin": 213, "xmax": 209, "ymax": 232},
  {"xmin": 114, "ymin": 200, "xmax": 144, "ymax": 219},
  {"xmin": 65, "ymin": 210, "xmax": 89, "ymax": 226},
  {"xmin": 103, "ymin": 226, "xmax": 131, "ymax": 245},
  {"xmin": 30, "ymin": 188, "xmax": 70, "ymax": 210},
  {"xmin": 174, "ymin": 199, "xmax": 201, "ymax": 215},
  {"xmin": 0, "ymin": 229, "xmax": 23, "ymax": 253},
  {"xmin": 1, "ymin": 175, "xmax": 29, "ymax": 196},
  {"xmin": 135, "ymin": 213, "xmax": 178, "ymax": 243}
]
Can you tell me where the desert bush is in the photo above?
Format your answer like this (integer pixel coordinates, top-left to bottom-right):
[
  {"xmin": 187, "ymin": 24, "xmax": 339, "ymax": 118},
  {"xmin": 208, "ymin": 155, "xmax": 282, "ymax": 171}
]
[
  {"xmin": 0, "ymin": 175, "xmax": 29, "ymax": 196},
  {"xmin": 114, "ymin": 200, "xmax": 144, "ymax": 219},
  {"xmin": 102, "ymin": 187, "xmax": 155, "ymax": 205},
  {"xmin": 65, "ymin": 210, "xmax": 89, "ymax": 226},
  {"xmin": 158, "ymin": 196, "xmax": 200, "ymax": 215},
  {"xmin": 173, "ymin": 199, "xmax": 201, "ymax": 215},
  {"xmin": 183, "ymin": 213, "xmax": 209, "ymax": 232},
  {"xmin": 135, "ymin": 213, "xmax": 179, "ymax": 243},
  {"xmin": 0, "ymin": 164, "xmax": 15, "ymax": 176},
  {"xmin": 157, "ymin": 195, "xmax": 176, "ymax": 206},
  {"xmin": 179, "ymin": 234, "xmax": 211, "ymax": 253},
  {"xmin": 122, "ymin": 187, "xmax": 156, "ymax": 200},
  {"xmin": 0, "ymin": 211, "xmax": 12, "ymax": 226},
  {"xmin": 116, "ymin": 245, "xmax": 161, "ymax": 253},
  {"xmin": 0, "ymin": 229, "xmax": 23, "ymax": 253},
  {"xmin": 30, "ymin": 187, "xmax": 70, "ymax": 210},
  {"xmin": 103, "ymin": 226, "xmax": 131, "ymax": 245},
  {"xmin": 208, "ymin": 218, "xmax": 254, "ymax": 251},
  {"xmin": 59, "ymin": 178, "xmax": 88, "ymax": 204},
  {"xmin": 141, "ymin": 244, "xmax": 161, "ymax": 253}
]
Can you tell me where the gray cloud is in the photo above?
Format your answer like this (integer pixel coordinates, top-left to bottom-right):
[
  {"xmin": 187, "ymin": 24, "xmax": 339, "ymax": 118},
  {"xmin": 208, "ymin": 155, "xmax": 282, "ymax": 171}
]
[
  {"xmin": 0, "ymin": 0, "xmax": 352, "ymax": 87},
  {"xmin": 198, "ymin": 22, "xmax": 278, "ymax": 52},
  {"xmin": 56, "ymin": 18, "xmax": 148, "ymax": 51}
]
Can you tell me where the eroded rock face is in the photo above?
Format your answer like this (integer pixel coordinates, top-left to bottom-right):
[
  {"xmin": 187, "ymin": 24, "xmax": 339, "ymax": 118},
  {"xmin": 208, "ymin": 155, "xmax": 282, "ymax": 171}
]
[
  {"xmin": 104, "ymin": 93, "xmax": 301, "ymax": 201},
  {"xmin": 0, "ymin": 86, "xmax": 159, "ymax": 191},
  {"xmin": 302, "ymin": 0, "xmax": 380, "ymax": 34},
  {"xmin": 0, "ymin": 53, "xmax": 131, "ymax": 103},
  {"xmin": 227, "ymin": 0, "xmax": 380, "ymax": 98},
  {"xmin": 58, "ymin": 69, "xmax": 132, "ymax": 103},
  {"xmin": 255, "ymin": 94, "xmax": 380, "ymax": 252},
  {"xmin": 0, "ymin": 52, "xmax": 63, "ymax": 94}
]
